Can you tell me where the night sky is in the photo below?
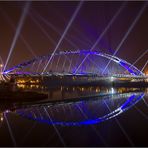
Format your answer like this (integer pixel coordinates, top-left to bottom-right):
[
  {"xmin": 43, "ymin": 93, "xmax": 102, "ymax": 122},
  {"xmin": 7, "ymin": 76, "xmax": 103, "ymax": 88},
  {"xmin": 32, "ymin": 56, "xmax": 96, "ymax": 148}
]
[{"xmin": 0, "ymin": 1, "xmax": 147, "ymax": 71}]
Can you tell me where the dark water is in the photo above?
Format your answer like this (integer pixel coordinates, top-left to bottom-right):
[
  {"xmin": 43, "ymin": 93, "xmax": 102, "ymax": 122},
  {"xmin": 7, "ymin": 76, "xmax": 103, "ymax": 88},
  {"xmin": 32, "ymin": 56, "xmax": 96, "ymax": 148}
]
[{"xmin": 0, "ymin": 84, "xmax": 148, "ymax": 146}]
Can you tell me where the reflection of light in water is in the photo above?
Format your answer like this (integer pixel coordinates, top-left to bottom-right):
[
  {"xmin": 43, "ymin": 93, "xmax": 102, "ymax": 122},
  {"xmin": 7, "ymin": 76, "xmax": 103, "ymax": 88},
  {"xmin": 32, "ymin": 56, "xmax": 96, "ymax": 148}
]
[
  {"xmin": 82, "ymin": 87, "xmax": 84, "ymax": 91},
  {"xmin": 111, "ymin": 87, "xmax": 115, "ymax": 94},
  {"xmin": 17, "ymin": 84, "xmax": 41, "ymax": 90},
  {"xmin": 90, "ymin": 87, "xmax": 92, "ymax": 91},
  {"xmin": 16, "ymin": 92, "xmax": 144, "ymax": 126},
  {"xmin": 0, "ymin": 116, "xmax": 3, "ymax": 122},
  {"xmin": 110, "ymin": 87, "xmax": 116, "ymax": 94},
  {"xmin": 110, "ymin": 76, "xmax": 114, "ymax": 82},
  {"xmin": 96, "ymin": 88, "xmax": 99, "ymax": 93},
  {"xmin": 5, "ymin": 110, "xmax": 10, "ymax": 113},
  {"xmin": 60, "ymin": 86, "xmax": 63, "ymax": 91},
  {"xmin": 17, "ymin": 84, "xmax": 25, "ymax": 89},
  {"xmin": 0, "ymin": 113, "xmax": 3, "ymax": 122},
  {"xmin": 72, "ymin": 87, "xmax": 75, "ymax": 91}
]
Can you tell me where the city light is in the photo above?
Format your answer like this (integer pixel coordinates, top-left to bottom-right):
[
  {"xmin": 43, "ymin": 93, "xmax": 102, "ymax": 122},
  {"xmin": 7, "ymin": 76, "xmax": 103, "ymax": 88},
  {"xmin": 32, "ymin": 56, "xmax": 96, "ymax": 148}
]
[
  {"xmin": 0, "ymin": 64, "xmax": 3, "ymax": 68},
  {"xmin": 0, "ymin": 113, "xmax": 3, "ymax": 122},
  {"xmin": 110, "ymin": 76, "xmax": 114, "ymax": 82},
  {"xmin": 110, "ymin": 87, "xmax": 115, "ymax": 94}
]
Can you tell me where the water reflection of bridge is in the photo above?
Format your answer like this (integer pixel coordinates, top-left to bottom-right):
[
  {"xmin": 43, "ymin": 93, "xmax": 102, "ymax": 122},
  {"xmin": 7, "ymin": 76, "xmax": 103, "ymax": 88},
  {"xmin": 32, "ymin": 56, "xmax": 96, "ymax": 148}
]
[{"xmin": 15, "ymin": 92, "xmax": 145, "ymax": 126}]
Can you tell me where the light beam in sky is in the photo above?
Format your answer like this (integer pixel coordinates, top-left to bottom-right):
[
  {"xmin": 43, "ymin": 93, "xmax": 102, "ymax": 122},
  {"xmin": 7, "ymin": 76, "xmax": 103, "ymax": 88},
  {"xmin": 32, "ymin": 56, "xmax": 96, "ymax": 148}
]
[
  {"xmin": 102, "ymin": 2, "xmax": 148, "ymax": 74},
  {"xmin": 42, "ymin": 1, "xmax": 84, "ymax": 73},
  {"xmin": 74, "ymin": 2, "xmax": 126, "ymax": 74},
  {"xmin": 3, "ymin": 1, "xmax": 31, "ymax": 71}
]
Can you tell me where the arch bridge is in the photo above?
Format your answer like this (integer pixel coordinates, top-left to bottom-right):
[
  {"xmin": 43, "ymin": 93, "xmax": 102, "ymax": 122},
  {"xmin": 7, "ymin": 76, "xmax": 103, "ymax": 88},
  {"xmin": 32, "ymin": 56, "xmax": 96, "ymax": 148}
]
[{"xmin": 4, "ymin": 50, "xmax": 145, "ymax": 78}]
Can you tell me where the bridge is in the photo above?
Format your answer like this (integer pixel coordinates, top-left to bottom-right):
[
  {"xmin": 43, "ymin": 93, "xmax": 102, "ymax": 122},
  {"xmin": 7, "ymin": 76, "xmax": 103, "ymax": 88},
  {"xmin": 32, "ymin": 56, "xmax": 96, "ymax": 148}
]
[
  {"xmin": 1, "ymin": 50, "xmax": 146, "ymax": 79},
  {"xmin": 0, "ymin": 50, "xmax": 147, "ymax": 125},
  {"xmin": 0, "ymin": 50, "xmax": 147, "ymax": 86}
]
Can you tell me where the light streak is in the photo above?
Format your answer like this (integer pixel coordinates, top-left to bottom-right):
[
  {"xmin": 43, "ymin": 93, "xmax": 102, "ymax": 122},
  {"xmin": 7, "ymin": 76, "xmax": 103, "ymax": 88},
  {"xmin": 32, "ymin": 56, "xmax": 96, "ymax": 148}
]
[
  {"xmin": 141, "ymin": 60, "xmax": 148, "ymax": 72},
  {"xmin": 119, "ymin": 61, "xmax": 136, "ymax": 75},
  {"xmin": 31, "ymin": 9, "xmax": 79, "ymax": 49},
  {"xmin": 61, "ymin": 56, "xmax": 67, "ymax": 72},
  {"xmin": 0, "ymin": 55, "xmax": 3, "ymax": 65},
  {"xmin": 3, "ymin": 2, "xmax": 31, "ymax": 71},
  {"xmin": 104, "ymin": 100, "xmax": 134, "ymax": 146},
  {"xmin": 4, "ymin": 113, "xmax": 17, "ymax": 146},
  {"xmin": 43, "ymin": 107, "xmax": 66, "ymax": 146},
  {"xmin": 16, "ymin": 93, "xmax": 144, "ymax": 126},
  {"xmin": 20, "ymin": 122, "xmax": 37, "ymax": 144},
  {"xmin": 134, "ymin": 105, "xmax": 148, "ymax": 120},
  {"xmin": 74, "ymin": 2, "xmax": 126, "ymax": 74},
  {"xmin": 29, "ymin": 13, "xmax": 56, "ymax": 45},
  {"xmin": 122, "ymin": 49, "xmax": 148, "ymax": 75},
  {"xmin": 0, "ymin": 7, "xmax": 36, "ymax": 58},
  {"xmin": 76, "ymin": 104, "xmax": 107, "ymax": 146},
  {"xmin": 36, "ymin": 4, "xmax": 92, "ymax": 46},
  {"xmin": 4, "ymin": 50, "xmax": 142, "ymax": 76},
  {"xmin": 36, "ymin": 60, "xmax": 43, "ymax": 73},
  {"xmin": 102, "ymin": 2, "xmax": 148, "ymax": 74},
  {"xmin": 55, "ymin": 56, "xmax": 61, "ymax": 71},
  {"xmin": 68, "ymin": 54, "xmax": 74, "ymax": 72},
  {"xmin": 42, "ymin": 1, "xmax": 83, "ymax": 73},
  {"xmin": 131, "ymin": 49, "xmax": 148, "ymax": 67},
  {"xmin": 0, "ymin": 54, "xmax": 4, "ymax": 79}
]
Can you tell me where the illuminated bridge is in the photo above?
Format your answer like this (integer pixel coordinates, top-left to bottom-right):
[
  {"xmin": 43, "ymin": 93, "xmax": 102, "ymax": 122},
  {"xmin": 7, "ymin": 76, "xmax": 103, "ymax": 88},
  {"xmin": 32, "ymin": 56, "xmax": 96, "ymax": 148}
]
[
  {"xmin": 1, "ymin": 50, "xmax": 147, "ymax": 126},
  {"xmin": 3, "ymin": 50, "xmax": 146, "ymax": 78}
]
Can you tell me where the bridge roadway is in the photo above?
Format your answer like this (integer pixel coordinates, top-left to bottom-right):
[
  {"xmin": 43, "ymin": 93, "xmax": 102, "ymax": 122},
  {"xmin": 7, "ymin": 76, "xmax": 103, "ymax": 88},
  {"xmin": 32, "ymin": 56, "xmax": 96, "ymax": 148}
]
[
  {"xmin": 0, "ymin": 72, "xmax": 148, "ymax": 86},
  {"xmin": 6, "ymin": 72, "xmax": 148, "ymax": 80},
  {"xmin": 4, "ymin": 72, "xmax": 147, "ymax": 88}
]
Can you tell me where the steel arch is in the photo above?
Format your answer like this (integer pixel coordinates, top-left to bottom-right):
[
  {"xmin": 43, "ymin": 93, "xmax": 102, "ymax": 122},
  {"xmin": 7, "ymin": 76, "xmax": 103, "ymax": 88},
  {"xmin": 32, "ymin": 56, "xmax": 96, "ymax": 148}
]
[{"xmin": 4, "ymin": 50, "xmax": 144, "ymax": 76}]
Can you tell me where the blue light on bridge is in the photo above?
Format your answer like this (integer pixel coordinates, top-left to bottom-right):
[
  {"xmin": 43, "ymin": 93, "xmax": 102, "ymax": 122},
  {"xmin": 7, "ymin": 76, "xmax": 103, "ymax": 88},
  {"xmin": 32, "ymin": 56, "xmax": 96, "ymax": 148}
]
[
  {"xmin": 119, "ymin": 61, "xmax": 137, "ymax": 75},
  {"xmin": 3, "ymin": 50, "xmax": 144, "ymax": 77},
  {"xmin": 120, "ymin": 93, "xmax": 144, "ymax": 110},
  {"xmin": 16, "ymin": 93, "xmax": 144, "ymax": 126}
]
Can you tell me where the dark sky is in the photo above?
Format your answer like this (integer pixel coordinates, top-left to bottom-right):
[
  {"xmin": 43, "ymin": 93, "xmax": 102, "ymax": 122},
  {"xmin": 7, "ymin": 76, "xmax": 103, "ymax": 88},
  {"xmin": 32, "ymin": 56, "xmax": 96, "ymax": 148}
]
[{"xmin": 0, "ymin": 1, "xmax": 147, "ymax": 71}]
